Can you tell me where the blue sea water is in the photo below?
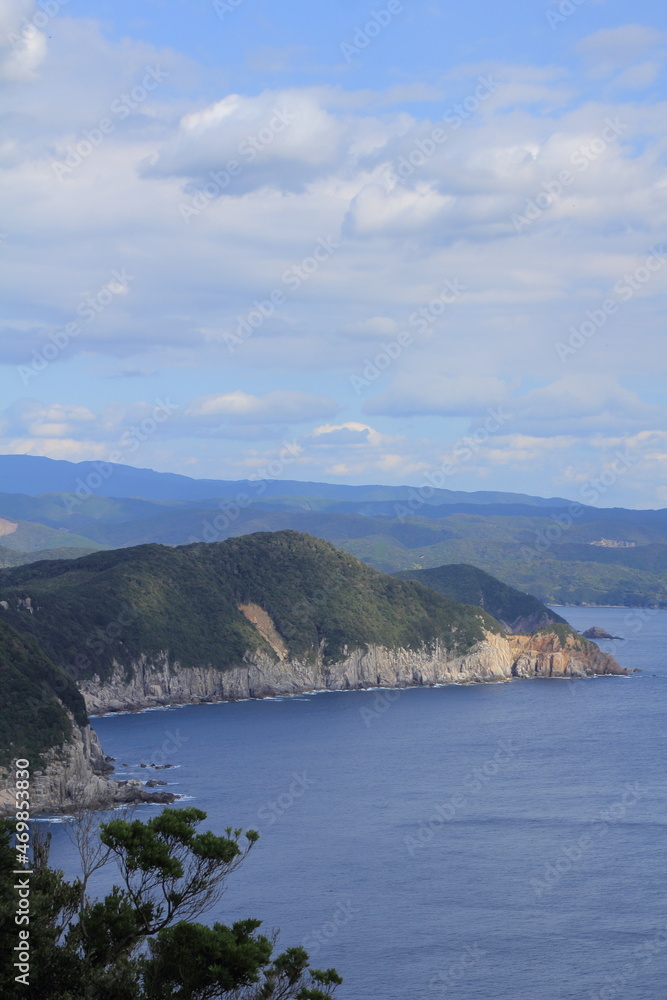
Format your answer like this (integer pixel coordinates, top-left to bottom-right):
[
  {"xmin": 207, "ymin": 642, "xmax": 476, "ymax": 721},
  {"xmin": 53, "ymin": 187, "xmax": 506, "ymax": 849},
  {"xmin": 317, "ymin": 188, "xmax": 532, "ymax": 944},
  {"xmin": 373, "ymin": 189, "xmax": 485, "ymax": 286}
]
[{"xmin": 45, "ymin": 607, "xmax": 667, "ymax": 999}]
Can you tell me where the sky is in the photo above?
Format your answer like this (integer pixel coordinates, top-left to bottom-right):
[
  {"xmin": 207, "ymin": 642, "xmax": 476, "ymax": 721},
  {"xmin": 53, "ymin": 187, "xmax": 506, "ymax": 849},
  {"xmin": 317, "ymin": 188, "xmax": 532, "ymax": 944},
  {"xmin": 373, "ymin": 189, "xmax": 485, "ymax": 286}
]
[{"xmin": 1, "ymin": 0, "xmax": 667, "ymax": 507}]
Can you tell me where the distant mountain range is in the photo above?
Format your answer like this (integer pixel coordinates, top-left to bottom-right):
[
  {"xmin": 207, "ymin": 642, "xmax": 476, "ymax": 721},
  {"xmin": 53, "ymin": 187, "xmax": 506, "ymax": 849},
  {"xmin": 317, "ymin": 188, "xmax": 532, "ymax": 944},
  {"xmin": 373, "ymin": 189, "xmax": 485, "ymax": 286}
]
[
  {"xmin": 0, "ymin": 454, "xmax": 572, "ymax": 505},
  {"xmin": 1, "ymin": 454, "xmax": 666, "ymax": 607}
]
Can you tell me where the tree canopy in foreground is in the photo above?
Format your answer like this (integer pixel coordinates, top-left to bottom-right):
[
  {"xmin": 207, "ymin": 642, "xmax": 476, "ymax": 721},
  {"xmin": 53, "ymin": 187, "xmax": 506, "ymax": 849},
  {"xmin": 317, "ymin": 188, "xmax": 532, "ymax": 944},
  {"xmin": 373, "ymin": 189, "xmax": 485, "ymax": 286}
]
[{"xmin": 0, "ymin": 807, "xmax": 342, "ymax": 1000}]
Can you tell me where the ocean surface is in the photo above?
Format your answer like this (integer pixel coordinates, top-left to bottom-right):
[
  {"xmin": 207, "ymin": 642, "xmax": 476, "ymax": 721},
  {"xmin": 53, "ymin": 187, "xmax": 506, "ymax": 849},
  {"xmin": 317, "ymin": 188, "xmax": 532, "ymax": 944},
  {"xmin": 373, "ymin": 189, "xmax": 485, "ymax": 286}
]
[{"xmin": 45, "ymin": 607, "xmax": 667, "ymax": 1000}]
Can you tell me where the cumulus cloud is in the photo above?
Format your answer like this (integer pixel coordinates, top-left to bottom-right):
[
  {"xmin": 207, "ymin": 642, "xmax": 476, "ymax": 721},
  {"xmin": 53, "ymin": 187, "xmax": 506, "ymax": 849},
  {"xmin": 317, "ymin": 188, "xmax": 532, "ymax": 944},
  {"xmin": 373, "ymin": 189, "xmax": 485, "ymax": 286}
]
[
  {"xmin": 0, "ymin": 399, "xmax": 97, "ymax": 439},
  {"xmin": 365, "ymin": 372, "xmax": 667, "ymax": 437},
  {"xmin": 144, "ymin": 87, "xmax": 368, "ymax": 196},
  {"xmin": 2, "ymin": 8, "xmax": 667, "ymax": 502},
  {"xmin": 0, "ymin": 391, "xmax": 340, "ymax": 456},
  {"xmin": 0, "ymin": 1, "xmax": 47, "ymax": 83},
  {"xmin": 183, "ymin": 390, "xmax": 339, "ymax": 425},
  {"xmin": 309, "ymin": 421, "xmax": 391, "ymax": 446},
  {"xmin": 511, "ymin": 375, "xmax": 665, "ymax": 435}
]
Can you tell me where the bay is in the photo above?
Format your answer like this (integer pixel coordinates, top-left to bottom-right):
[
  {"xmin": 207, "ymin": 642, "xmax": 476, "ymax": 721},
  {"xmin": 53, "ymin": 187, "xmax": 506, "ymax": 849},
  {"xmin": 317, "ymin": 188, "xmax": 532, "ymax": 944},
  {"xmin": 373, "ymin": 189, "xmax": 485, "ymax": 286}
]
[{"xmin": 46, "ymin": 607, "xmax": 667, "ymax": 999}]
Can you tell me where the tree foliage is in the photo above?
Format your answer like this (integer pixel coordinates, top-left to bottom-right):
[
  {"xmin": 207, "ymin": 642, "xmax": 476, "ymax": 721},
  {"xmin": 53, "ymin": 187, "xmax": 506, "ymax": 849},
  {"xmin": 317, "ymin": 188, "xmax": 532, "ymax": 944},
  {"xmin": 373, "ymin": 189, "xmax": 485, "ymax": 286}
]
[
  {"xmin": 0, "ymin": 619, "xmax": 85, "ymax": 768},
  {"xmin": 0, "ymin": 530, "xmax": 501, "ymax": 683},
  {"xmin": 0, "ymin": 808, "xmax": 342, "ymax": 1000}
]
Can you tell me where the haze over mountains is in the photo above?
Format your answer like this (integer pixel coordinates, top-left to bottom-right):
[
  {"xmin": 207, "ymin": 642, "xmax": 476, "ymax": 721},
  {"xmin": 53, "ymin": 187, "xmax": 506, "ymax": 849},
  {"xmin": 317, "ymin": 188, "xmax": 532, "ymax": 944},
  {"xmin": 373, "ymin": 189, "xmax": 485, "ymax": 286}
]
[
  {"xmin": 0, "ymin": 454, "xmax": 572, "ymax": 506},
  {"xmin": 2, "ymin": 454, "xmax": 667, "ymax": 607}
]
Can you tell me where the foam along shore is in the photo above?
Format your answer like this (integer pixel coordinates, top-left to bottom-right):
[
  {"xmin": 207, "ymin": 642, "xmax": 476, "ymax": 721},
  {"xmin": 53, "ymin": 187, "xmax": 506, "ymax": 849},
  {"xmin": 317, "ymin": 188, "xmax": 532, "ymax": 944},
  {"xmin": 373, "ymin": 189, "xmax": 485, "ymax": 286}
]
[{"xmin": 79, "ymin": 629, "xmax": 631, "ymax": 717}]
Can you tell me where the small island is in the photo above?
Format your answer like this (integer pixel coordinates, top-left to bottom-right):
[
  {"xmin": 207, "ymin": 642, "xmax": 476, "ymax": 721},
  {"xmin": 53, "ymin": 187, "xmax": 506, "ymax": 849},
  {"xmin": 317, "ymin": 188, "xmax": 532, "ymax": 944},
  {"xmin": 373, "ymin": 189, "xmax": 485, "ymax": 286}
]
[{"xmin": 582, "ymin": 626, "xmax": 624, "ymax": 640}]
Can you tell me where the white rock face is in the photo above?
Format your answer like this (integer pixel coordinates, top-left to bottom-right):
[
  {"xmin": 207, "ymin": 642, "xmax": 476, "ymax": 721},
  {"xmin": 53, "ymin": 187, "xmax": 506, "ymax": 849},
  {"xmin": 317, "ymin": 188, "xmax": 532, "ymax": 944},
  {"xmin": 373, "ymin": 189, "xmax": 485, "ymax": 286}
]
[
  {"xmin": 1, "ymin": 630, "xmax": 624, "ymax": 815},
  {"xmin": 79, "ymin": 631, "xmax": 624, "ymax": 715}
]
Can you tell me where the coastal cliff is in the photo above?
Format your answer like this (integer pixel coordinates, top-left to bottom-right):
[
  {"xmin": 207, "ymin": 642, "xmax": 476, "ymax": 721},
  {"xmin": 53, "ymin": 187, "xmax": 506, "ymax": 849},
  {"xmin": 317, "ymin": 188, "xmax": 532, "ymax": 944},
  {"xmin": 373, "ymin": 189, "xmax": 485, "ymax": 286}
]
[
  {"xmin": 0, "ymin": 533, "xmax": 631, "ymax": 814},
  {"xmin": 1, "ymin": 626, "xmax": 623, "ymax": 816},
  {"xmin": 80, "ymin": 629, "xmax": 628, "ymax": 716},
  {"xmin": 0, "ymin": 710, "xmax": 176, "ymax": 816},
  {"xmin": 0, "ymin": 618, "xmax": 176, "ymax": 817}
]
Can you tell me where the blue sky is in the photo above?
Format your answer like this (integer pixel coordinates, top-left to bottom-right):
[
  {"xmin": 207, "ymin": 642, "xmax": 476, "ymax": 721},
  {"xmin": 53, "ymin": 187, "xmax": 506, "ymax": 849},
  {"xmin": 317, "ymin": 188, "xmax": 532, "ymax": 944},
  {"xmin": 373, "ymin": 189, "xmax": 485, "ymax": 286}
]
[{"xmin": 1, "ymin": 0, "xmax": 667, "ymax": 505}]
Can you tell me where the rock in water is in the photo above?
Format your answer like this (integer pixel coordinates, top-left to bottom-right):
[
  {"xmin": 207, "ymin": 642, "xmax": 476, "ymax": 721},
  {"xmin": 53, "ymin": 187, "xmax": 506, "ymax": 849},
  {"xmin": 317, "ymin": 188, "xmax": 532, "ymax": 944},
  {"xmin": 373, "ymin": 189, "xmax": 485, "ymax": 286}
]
[{"xmin": 582, "ymin": 626, "xmax": 624, "ymax": 640}]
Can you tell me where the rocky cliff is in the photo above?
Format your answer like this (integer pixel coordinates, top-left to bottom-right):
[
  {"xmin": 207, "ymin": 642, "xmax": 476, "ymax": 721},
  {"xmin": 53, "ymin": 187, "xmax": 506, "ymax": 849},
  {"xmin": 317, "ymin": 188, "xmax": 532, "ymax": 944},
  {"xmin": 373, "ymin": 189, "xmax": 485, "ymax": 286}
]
[
  {"xmin": 80, "ymin": 628, "xmax": 629, "ymax": 716},
  {"xmin": 0, "ymin": 533, "xmax": 632, "ymax": 815},
  {"xmin": 0, "ymin": 711, "xmax": 176, "ymax": 816}
]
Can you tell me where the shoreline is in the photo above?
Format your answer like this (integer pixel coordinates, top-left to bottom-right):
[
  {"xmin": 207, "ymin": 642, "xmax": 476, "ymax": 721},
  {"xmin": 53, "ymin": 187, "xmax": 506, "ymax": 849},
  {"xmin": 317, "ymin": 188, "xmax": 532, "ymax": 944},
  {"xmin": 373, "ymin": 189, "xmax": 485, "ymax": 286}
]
[
  {"xmin": 88, "ymin": 670, "xmax": 633, "ymax": 720},
  {"xmin": 61, "ymin": 673, "xmax": 638, "ymax": 823}
]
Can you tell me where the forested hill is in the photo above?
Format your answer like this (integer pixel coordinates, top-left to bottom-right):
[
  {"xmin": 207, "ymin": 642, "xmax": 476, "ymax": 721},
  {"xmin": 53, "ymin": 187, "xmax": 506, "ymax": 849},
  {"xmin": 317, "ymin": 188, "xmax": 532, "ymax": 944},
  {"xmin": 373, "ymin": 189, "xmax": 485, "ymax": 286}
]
[
  {"xmin": 394, "ymin": 564, "xmax": 566, "ymax": 633},
  {"xmin": 0, "ymin": 619, "xmax": 85, "ymax": 768},
  {"xmin": 0, "ymin": 531, "xmax": 503, "ymax": 684}
]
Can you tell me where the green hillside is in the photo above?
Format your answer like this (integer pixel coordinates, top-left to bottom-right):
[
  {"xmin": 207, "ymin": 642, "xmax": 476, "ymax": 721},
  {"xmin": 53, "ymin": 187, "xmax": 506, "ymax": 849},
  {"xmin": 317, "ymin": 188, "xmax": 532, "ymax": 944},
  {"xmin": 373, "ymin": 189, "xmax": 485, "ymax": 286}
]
[
  {"xmin": 0, "ymin": 619, "xmax": 86, "ymax": 768},
  {"xmin": 0, "ymin": 519, "xmax": 103, "ymax": 553},
  {"xmin": 394, "ymin": 564, "xmax": 566, "ymax": 633},
  {"xmin": 3, "ymin": 481, "xmax": 667, "ymax": 606},
  {"xmin": 0, "ymin": 545, "xmax": 102, "ymax": 569},
  {"xmin": 0, "ymin": 531, "xmax": 503, "ymax": 684}
]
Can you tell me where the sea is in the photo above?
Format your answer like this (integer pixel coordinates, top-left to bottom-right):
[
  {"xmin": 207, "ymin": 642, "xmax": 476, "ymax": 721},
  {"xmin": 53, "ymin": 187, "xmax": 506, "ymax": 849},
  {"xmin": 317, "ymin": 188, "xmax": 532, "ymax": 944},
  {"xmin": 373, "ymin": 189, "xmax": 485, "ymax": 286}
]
[{"xmin": 44, "ymin": 607, "xmax": 667, "ymax": 999}]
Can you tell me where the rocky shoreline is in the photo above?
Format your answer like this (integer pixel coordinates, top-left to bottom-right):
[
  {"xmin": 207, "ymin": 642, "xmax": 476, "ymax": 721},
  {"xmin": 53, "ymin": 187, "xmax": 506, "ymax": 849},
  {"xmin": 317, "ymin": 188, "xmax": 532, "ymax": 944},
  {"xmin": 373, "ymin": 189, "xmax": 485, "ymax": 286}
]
[
  {"xmin": 0, "ymin": 629, "xmax": 631, "ymax": 817},
  {"xmin": 0, "ymin": 713, "xmax": 178, "ymax": 818},
  {"xmin": 80, "ymin": 630, "xmax": 630, "ymax": 716}
]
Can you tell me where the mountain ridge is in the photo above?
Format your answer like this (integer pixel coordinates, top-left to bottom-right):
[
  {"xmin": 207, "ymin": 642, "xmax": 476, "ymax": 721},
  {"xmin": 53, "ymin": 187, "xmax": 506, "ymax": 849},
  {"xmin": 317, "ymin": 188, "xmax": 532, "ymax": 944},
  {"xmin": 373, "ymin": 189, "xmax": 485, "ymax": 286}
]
[{"xmin": 0, "ymin": 454, "xmax": 575, "ymax": 506}]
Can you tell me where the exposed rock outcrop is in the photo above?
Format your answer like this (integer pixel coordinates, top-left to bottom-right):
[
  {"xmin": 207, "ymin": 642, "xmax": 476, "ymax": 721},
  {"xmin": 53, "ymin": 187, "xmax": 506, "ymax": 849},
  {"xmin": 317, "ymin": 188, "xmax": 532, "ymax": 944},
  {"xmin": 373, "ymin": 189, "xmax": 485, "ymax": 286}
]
[
  {"xmin": 507, "ymin": 630, "xmax": 626, "ymax": 677},
  {"xmin": 0, "ymin": 714, "xmax": 177, "ymax": 817},
  {"xmin": 582, "ymin": 626, "xmax": 624, "ymax": 640},
  {"xmin": 80, "ymin": 629, "xmax": 630, "ymax": 716}
]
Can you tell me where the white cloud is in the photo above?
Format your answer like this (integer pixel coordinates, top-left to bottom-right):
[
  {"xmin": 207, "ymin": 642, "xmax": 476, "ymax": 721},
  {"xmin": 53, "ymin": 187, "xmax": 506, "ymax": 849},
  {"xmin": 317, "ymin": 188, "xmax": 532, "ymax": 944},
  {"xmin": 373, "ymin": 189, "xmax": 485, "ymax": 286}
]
[
  {"xmin": 0, "ymin": 1, "xmax": 47, "ymax": 83},
  {"xmin": 184, "ymin": 390, "xmax": 338, "ymax": 425},
  {"xmin": 578, "ymin": 24, "xmax": 667, "ymax": 77},
  {"xmin": 512, "ymin": 375, "xmax": 666, "ymax": 435},
  {"xmin": 2, "ymin": 11, "xmax": 667, "ymax": 503},
  {"xmin": 310, "ymin": 421, "xmax": 390, "ymax": 446},
  {"xmin": 144, "ymin": 87, "xmax": 362, "ymax": 195}
]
